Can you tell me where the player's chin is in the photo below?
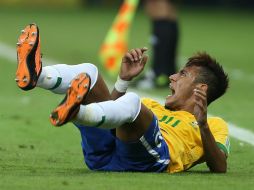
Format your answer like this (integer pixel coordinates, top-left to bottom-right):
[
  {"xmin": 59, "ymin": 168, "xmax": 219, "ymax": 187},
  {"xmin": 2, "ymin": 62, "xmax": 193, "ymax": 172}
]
[{"xmin": 165, "ymin": 95, "xmax": 174, "ymax": 109}]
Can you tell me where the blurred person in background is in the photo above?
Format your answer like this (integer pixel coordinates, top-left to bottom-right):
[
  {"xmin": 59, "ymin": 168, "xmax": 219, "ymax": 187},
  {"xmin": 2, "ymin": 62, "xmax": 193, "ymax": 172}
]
[
  {"xmin": 82, "ymin": 0, "xmax": 179, "ymax": 89},
  {"xmin": 136, "ymin": 0, "xmax": 179, "ymax": 89}
]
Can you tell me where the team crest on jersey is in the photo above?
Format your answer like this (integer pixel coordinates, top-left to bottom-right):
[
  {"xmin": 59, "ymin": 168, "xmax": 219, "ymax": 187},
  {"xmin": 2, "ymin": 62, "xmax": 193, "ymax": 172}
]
[{"xmin": 190, "ymin": 121, "xmax": 199, "ymax": 130}]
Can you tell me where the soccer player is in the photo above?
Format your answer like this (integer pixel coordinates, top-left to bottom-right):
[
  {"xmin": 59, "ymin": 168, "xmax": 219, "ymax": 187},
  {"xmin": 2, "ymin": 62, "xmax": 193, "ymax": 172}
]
[{"xmin": 15, "ymin": 24, "xmax": 229, "ymax": 173}]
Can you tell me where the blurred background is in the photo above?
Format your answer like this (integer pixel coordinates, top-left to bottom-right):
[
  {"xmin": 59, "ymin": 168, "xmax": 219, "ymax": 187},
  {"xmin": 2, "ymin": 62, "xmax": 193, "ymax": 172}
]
[
  {"xmin": 1, "ymin": 0, "xmax": 254, "ymax": 7},
  {"xmin": 0, "ymin": 0, "xmax": 253, "ymax": 128},
  {"xmin": 0, "ymin": 0, "xmax": 254, "ymax": 129}
]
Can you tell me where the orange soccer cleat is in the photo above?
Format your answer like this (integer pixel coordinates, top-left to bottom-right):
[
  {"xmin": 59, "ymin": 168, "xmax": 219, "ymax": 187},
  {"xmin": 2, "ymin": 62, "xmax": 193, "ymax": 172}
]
[
  {"xmin": 50, "ymin": 73, "xmax": 91, "ymax": 127},
  {"xmin": 15, "ymin": 23, "xmax": 42, "ymax": 90}
]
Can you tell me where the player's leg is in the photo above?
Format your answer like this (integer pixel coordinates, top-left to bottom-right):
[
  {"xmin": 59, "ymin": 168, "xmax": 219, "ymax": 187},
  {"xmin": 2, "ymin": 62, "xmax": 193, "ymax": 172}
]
[
  {"xmin": 15, "ymin": 23, "xmax": 107, "ymax": 98},
  {"xmin": 147, "ymin": 0, "xmax": 178, "ymax": 81},
  {"xmin": 15, "ymin": 24, "xmax": 116, "ymax": 170},
  {"xmin": 49, "ymin": 72, "xmax": 159, "ymax": 139},
  {"xmin": 77, "ymin": 98, "xmax": 170, "ymax": 172},
  {"xmin": 107, "ymin": 113, "xmax": 170, "ymax": 172},
  {"xmin": 136, "ymin": 0, "xmax": 178, "ymax": 88},
  {"xmin": 46, "ymin": 57, "xmax": 117, "ymax": 170},
  {"xmin": 74, "ymin": 73, "xmax": 115, "ymax": 170},
  {"xmin": 112, "ymin": 103, "xmax": 170, "ymax": 172},
  {"xmin": 36, "ymin": 63, "xmax": 99, "ymax": 94},
  {"xmin": 49, "ymin": 74, "xmax": 169, "ymax": 171}
]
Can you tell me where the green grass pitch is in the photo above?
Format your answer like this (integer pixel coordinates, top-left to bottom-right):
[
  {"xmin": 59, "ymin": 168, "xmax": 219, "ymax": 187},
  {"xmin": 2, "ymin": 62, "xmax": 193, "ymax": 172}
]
[{"xmin": 0, "ymin": 6, "xmax": 254, "ymax": 190}]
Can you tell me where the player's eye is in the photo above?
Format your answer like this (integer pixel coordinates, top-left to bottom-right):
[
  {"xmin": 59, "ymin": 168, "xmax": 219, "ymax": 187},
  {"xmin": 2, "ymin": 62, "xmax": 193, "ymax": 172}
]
[{"xmin": 179, "ymin": 70, "xmax": 187, "ymax": 77}]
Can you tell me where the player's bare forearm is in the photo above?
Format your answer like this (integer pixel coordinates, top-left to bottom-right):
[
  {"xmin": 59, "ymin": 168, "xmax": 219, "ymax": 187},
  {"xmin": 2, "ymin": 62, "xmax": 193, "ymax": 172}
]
[
  {"xmin": 199, "ymin": 123, "xmax": 227, "ymax": 173},
  {"xmin": 111, "ymin": 48, "xmax": 148, "ymax": 100},
  {"xmin": 193, "ymin": 88, "xmax": 227, "ymax": 173}
]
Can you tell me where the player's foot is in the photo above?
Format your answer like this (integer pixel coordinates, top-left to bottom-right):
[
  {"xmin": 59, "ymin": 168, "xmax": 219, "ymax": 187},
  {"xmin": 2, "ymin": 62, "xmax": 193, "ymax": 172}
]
[
  {"xmin": 15, "ymin": 23, "xmax": 42, "ymax": 90},
  {"xmin": 50, "ymin": 73, "xmax": 91, "ymax": 127}
]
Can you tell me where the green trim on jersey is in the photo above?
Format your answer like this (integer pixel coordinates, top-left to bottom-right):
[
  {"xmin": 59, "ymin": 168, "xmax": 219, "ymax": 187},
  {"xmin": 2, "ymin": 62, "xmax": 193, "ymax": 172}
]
[
  {"xmin": 172, "ymin": 120, "xmax": 181, "ymax": 127},
  {"xmin": 165, "ymin": 117, "xmax": 174, "ymax": 124},
  {"xmin": 159, "ymin": 116, "xmax": 168, "ymax": 122},
  {"xmin": 49, "ymin": 77, "xmax": 62, "ymax": 90},
  {"xmin": 216, "ymin": 142, "xmax": 229, "ymax": 156}
]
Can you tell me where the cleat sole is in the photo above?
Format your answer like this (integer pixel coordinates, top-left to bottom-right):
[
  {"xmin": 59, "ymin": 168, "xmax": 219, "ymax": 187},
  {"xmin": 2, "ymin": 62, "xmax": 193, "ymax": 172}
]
[
  {"xmin": 15, "ymin": 24, "xmax": 42, "ymax": 91},
  {"xmin": 50, "ymin": 73, "xmax": 91, "ymax": 127}
]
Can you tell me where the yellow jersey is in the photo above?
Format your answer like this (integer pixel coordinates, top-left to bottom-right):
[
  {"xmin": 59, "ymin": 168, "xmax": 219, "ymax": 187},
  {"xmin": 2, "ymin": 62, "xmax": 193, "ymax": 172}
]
[{"xmin": 142, "ymin": 98, "xmax": 230, "ymax": 173}]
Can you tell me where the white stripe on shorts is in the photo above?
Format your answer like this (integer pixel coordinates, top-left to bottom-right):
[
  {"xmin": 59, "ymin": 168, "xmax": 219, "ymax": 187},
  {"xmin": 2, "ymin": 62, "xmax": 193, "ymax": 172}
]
[{"xmin": 139, "ymin": 136, "xmax": 170, "ymax": 165}]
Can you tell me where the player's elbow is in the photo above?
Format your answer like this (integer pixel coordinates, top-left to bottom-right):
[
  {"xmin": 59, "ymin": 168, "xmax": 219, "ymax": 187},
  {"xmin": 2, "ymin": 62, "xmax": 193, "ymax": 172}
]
[
  {"xmin": 208, "ymin": 163, "xmax": 227, "ymax": 173},
  {"xmin": 210, "ymin": 167, "xmax": 227, "ymax": 173}
]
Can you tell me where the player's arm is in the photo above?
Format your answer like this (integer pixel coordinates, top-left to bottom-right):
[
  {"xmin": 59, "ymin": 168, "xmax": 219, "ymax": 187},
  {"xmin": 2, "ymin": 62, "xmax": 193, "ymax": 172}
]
[
  {"xmin": 193, "ymin": 88, "xmax": 227, "ymax": 173},
  {"xmin": 111, "ymin": 48, "xmax": 148, "ymax": 100}
]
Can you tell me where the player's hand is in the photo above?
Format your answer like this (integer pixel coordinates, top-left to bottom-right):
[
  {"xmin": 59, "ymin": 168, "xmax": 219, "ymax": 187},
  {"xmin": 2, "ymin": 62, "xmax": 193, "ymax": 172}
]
[
  {"xmin": 119, "ymin": 47, "xmax": 148, "ymax": 81},
  {"xmin": 193, "ymin": 87, "xmax": 208, "ymax": 127}
]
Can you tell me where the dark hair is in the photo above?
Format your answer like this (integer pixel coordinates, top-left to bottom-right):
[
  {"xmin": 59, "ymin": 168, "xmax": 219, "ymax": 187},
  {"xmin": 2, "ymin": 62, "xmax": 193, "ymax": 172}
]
[{"xmin": 185, "ymin": 52, "xmax": 229, "ymax": 105}]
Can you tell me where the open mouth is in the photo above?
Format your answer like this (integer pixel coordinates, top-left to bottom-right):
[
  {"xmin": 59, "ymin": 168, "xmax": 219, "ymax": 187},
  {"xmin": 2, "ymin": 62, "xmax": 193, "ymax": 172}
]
[{"xmin": 168, "ymin": 83, "xmax": 175, "ymax": 96}]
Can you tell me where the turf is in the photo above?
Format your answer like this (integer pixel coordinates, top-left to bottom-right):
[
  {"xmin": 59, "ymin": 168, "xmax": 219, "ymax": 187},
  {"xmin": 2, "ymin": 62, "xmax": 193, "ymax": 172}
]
[{"xmin": 0, "ymin": 6, "xmax": 254, "ymax": 190}]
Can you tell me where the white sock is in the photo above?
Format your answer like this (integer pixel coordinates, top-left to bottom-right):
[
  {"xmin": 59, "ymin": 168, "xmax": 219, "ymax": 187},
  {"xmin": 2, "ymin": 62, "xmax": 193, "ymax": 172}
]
[
  {"xmin": 37, "ymin": 66, "xmax": 61, "ymax": 90},
  {"xmin": 37, "ymin": 63, "xmax": 98, "ymax": 94},
  {"xmin": 74, "ymin": 92, "xmax": 141, "ymax": 129}
]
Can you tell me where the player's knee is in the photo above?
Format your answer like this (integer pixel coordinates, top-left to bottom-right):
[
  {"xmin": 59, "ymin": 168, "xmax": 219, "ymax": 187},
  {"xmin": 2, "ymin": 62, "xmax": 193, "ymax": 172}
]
[
  {"xmin": 117, "ymin": 92, "xmax": 141, "ymax": 122},
  {"xmin": 75, "ymin": 92, "xmax": 141, "ymax": 129},
  {"xmin": 79, "ymin": 63, "xmax": 98, "ymax": 89}
]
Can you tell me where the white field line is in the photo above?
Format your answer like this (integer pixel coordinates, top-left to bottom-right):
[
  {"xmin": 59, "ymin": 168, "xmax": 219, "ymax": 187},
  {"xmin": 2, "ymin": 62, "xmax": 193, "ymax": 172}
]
[
  {"xmin": 0, "ymin": 42, "xmax": 61, "ymax": 66},
  {"xmin": 1, "ymin": 42, "xmax": 254, "ymax": 146}
]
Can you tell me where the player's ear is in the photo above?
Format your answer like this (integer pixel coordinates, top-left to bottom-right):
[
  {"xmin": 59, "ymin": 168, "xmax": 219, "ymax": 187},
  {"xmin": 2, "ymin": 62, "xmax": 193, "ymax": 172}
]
[{"xmin": 196, "ymin": 83, "xmax": 208, "ymax": 92}]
